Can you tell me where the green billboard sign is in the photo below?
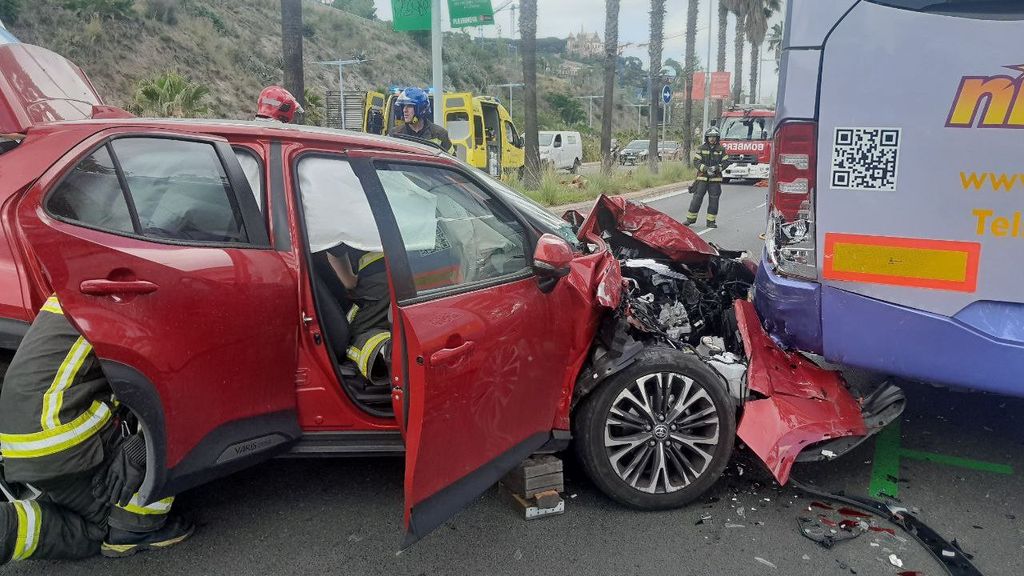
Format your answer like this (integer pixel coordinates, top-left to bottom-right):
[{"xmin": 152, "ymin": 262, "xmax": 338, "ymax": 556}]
[
  {"xmin": 391, "ymin": 0, "xmax": 432, "ymax": 31},
  {"xmin": 448, "ymin": 0, "xmax": 494, "ymax": 28}
]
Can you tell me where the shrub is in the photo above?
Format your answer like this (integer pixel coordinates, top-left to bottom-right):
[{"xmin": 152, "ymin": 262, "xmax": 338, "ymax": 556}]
[
  {"xmin": 62, "ymin": 0, "xmax": 135, "ymax": 20},
  {"xmin": 0, "ymin": 0, "xmax": 21, "ymax": 24},
  {"xmin": 144, "ymin": 0, "xmax": 177, "ymax": 24}
]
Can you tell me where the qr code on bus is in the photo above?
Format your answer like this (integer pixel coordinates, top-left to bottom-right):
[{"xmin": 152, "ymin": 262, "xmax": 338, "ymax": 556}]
[{"xmin": 830, "ymin": 127, "xmax": 901, "ymax": 191}]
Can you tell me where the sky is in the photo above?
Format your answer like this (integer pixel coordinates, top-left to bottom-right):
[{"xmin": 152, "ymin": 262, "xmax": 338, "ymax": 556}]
[{"xmin": 371, "ymin": 0, "xmax": 786, "ymax": 102}]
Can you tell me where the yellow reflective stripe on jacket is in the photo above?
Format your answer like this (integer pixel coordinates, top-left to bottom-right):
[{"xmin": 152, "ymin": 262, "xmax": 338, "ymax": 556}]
[
  {"xmin": 358, "ymin": 332, "xmax": 391, "ymax": 377},
  {"xmin": 0, "ymin": 401, "xmax": 112, "ymax": 459},
  {"xmin": 40, "ymin": 295, "xmax": 62, "ymax": 315},
  {"xmin": 11, "ymin": 500, "xmax": 41, "ymax": 561},
  {"xmin": 40, "ymin": 336, "xmax": 93, "ymax": 430},
  {"xmin": 118, "ymin": 495, "xmax": 174, "ymax": 516},
  {"xmin": 346, "ymin": 304, "xmax": 360, "ymax": 324},
  {"xmin": 346, "ymin": 346, "xmax": 360, "ymax": 364},
  {"xmin": 358, "ymin": 252, "xmax": 384, "ymax": 272}
]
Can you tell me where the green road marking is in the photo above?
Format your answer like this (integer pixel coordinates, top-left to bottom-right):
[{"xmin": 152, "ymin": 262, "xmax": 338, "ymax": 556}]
[
  {"xmin": 868, "ymin": 417, "xmax": 1014, "ymax": 498},
  {"xmin": 901, "ymin": 449, "xmax": 1014, "ymax": 475},
  {"xmin": 868, "ymin": 419, "xmax": 903, "ymax": 498}
]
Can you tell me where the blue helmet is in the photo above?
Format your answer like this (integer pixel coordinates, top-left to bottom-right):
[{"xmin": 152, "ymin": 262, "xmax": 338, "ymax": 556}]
[{"xmin": 394, "ymin": 87, "xmax": 431, "ymax": 123}]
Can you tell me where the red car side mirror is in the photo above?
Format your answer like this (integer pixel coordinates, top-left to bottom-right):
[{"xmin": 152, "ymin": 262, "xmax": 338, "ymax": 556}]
[{"xmin": 532, "ymin": 233, "xmax": 573, "ymax": 280}]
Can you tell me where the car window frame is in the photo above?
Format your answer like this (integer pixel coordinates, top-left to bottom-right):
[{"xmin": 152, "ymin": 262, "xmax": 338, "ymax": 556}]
[
  {"xmin": 43, "ymin": 133, "xmax": 269, "ymax": 250},
  {"xmin": 232, "ymin": 145, "xmax": 267, "ymax": 215},
  {"xmin": 339, "ymin": 154, "xmax": 542, "ymax": 307}
]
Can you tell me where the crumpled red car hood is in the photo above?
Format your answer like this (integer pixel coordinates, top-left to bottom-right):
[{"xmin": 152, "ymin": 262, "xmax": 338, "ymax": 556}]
[
  {"xmin": 574, "ymin": 194, "xmax": 719, "ymax": 263},
  {"xmin": 733, "ymin": 300, "xmax": 867, "ymax": 485}
]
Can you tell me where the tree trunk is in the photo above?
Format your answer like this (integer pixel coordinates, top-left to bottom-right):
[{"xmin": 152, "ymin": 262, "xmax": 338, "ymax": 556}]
[
  {"xmin": 600, "ymin": 0, "xmax": 621, "ymax": 175},
  {"xmin": 281, "ymin": 0, "xmax": 305, "ymax": 123},
  {"xmin": 520, "ymin": 0, "xmax": 541, "ymax": 189},
  {"xmin": 732, "ymin": 9, "xmax": 745, "ymax": 105},
  {"xmin": 715, "ymin": 1, "xmax": 728, "ymax": 119},
  {"xmin": 648, "ymin": 0, "xmax": 665, "ymax": 174},
  {"xmin": 749, "ymin": 41, "xmax": 759, "ymax": 105},
  {"xmin": 683, "ymin": 0, "xmax": 698, "ymax": 163}
]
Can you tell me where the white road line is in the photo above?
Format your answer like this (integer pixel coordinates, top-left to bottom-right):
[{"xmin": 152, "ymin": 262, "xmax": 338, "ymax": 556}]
[
  {"xmin": 757, "ymin": 201, "xmax": 767, "ymax": 208},
  {"xmin": 697, "ymin": 228, "xmax": 715, "ymax": 236}
]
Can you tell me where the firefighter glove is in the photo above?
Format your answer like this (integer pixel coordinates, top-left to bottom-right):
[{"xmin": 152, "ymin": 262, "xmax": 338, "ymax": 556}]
[
  {"xmin": 93, "ymin": 433, "xmax": 147, "ymax": 507},
  {"xmin": 699, "ymin": 164, "xmax": 707, "ymax": 173}
]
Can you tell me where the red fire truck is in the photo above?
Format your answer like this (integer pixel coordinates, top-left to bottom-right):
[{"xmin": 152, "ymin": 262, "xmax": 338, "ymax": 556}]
[{"xmin": 719, "ymin": 106, "xmax": 775, "ymax": 183}]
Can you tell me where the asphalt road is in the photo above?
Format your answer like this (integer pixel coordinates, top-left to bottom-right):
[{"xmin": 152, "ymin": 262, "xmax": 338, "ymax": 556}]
[{"xmin": 6, "ymin": 184, "xmax": 1023, "ymax": 576}]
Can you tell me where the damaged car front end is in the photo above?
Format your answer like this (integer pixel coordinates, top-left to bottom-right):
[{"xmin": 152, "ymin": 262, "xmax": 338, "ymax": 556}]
[{"xmin": 568, "ymin": 195, "xmax": 905, "ymax": 502}]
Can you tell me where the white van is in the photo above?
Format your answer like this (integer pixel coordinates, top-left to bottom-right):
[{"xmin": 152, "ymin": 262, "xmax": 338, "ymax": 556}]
[
  {"xmin": 538, "ymin": 130, "xmax": 583, "ymax": 173},
  {"xmin": 759, "ymin": 0, "xmax": 1024, "ymax": 397}
]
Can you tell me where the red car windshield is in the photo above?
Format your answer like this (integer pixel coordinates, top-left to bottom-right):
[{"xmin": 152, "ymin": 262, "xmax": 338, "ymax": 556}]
[{"xmin": 719, "ymin": 116, "xmax": 774, "ymax": 141}]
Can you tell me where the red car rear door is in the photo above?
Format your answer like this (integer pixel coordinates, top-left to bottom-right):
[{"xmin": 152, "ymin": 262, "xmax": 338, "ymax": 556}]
[
  {"xmin": 347, "ymin": 153, "xmax": 573, "ymax": 545},
  {"xmin": 17, "ymin": 129, "xmax": 300, "ymax": 501}
]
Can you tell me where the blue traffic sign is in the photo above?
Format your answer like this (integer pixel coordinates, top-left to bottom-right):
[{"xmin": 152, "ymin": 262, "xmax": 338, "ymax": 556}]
[{"xmin": 662, "ymin": 84, "xmax": 672, "ymax": 104}]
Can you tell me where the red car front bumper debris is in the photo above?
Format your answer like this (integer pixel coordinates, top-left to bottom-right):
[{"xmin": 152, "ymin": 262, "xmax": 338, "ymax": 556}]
[{"xmin": 733, "ymin": 300, "xmax": 868, "ymax": 485}]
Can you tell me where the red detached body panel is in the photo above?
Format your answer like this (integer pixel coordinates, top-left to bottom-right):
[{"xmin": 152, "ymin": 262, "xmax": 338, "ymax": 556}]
[
  {"xmin": 733, "ymin": 300, "xmax": 866, "ymax": 485},
  {"xmin": 0, "ymin": 43, "xmax": 105, "ymax": 134}
]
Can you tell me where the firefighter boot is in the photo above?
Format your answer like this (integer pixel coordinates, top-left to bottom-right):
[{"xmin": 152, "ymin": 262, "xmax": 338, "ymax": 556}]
[
  {"xmin": 101, "ymin": 514, "xmax": 195, "ymax": 558},
  {"xmin": 706, "ymin": 221, "xmax": 718, "ymax": 229}
]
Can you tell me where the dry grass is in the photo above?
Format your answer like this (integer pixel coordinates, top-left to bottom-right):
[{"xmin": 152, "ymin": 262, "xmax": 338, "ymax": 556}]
[{"xmin": 509, "ymin": 162, "xmax": 695, "ymax": 206}]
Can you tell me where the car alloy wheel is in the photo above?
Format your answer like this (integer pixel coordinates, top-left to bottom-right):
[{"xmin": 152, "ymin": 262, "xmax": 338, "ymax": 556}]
[
  {"xmin": 604, "ymin": 372, "xmax": 719, "ymax": 494},
  {"xmin": 574, "ymin": 347, "xmax": 735, "ymax": 509}
]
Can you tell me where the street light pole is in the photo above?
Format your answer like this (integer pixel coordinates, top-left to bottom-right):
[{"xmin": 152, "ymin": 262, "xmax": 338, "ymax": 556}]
[
  {"xmin": 702, "ymin": 0, "xmax": 712, "ymax": 133},
  {"xmin": 318, "ymin": 58, "xmax": 368, "ymax": 130},
  {"xmin": 491, "ymin": 82, "xmax": 525, "ymax": 112},
  {"xmin": 629, "ymin": 103, "xmax": 645, "ymax": 132},
  {"xmin": 432, "ymin": 0, "xmax": 444, "ymax": 125},
  {"xmin": 576, "ymin": 96, "xmax": 602, "ymax": 129}
]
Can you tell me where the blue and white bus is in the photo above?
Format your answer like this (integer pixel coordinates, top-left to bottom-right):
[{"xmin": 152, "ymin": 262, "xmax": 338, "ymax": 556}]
[{"xmin": 759, "ymin": 0, "xmax": 1024, "ymax": 396}]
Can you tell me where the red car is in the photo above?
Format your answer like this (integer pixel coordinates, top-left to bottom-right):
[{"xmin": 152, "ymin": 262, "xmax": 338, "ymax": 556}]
[{"xmin": 0, "ymin": 44, "xmax": 902, "ymax": 543}]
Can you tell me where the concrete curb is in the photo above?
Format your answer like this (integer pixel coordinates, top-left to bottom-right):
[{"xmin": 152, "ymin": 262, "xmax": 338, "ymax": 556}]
[{"xmin": 549, "ymin": 180, "xmax": 694, "ymax": 215}]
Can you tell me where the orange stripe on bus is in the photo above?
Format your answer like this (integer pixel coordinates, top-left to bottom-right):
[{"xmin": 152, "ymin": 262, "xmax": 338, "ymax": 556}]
[{"xmin": 823, "ymin": 233, "xmax": 981, "ymax": 293}]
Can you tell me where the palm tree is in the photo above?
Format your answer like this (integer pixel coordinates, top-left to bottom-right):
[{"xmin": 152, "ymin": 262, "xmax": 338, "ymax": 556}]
[
  {"xmin": 767, "ymin": 22, "xmax": 783, "ymax": 72},
  {"xmin": 520, "ymin": 0, "xmax": 541, "ymax": 188},
  {"xmin": 723, "ymin": 0, "xmax": 746, "ymax": 104},
  {"xmin": 647, "ymin": 0, "xmax": 666, "ymax": 174},
  {"xmin": 281, "ymin": 0, "xmax": 306, "ymax": 122},
  {"xmin": 600, "ymin": 0, "xmax": 621, "ymax": 175},
  {"xmin": 128, "ymin": 72, "xmax": 210, "ymax": 118},
  {"xmin": 715, "ymin": 1, "xmax": 728, "ymax": 119},
  {"xmin": 303, "ymin": 88, "xmax": 324, "ymax": 126},
  {"xmin": 682, "ymin": 0, "xmax": 699, "ymax": 162},
  {"xmin": 747, "ymin": 0, "xmax": 781, "ymax": 105}
]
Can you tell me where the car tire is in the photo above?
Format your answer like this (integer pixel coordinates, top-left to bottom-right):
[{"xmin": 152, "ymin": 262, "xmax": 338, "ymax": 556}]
[
  {"xmin": 570, "ymin": 158, "xmax": 581, "ymax": 174},
  {"xmin": 573, "ymin": 347, "xmax": 735, "ymax": 510}
]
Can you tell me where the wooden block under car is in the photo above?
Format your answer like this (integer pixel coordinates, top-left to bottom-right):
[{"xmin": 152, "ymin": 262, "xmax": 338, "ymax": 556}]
[{"xmin": 501, "ymin": 455, "xmax": 564, "ymax": 499}]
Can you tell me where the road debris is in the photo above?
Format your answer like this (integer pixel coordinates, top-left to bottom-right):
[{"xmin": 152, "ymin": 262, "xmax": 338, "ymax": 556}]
[
  {"xmin": 790, "ymin": 478, "xmax": 985, "ymax": 576},
  {"xmin": 696, "ymin": 512, "xmax": 713, "ymax": 525},
  {"xmin": 754, "ymin": 557, "xmax": 777, "ymax": 569},
  {"xmin": 889, "ymin": 553, "xmax": 904, "ymax": 568}
]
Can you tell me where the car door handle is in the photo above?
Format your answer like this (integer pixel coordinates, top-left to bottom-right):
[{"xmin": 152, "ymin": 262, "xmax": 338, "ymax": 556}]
[
  {"xmin": 80, "ymin": 279, "xmax": 159, "ymax": 296},
  {"xmin": 429, "ymin": 341, "xmax": 475, "ymax": 366}
]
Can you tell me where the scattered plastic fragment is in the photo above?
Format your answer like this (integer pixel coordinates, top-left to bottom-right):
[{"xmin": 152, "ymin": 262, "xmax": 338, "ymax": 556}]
[
  {"xmin": 889, "ymin": 554, "xmax": 904, "ymax": 568},
  {"xmin": 696, "ymin": 512, "xmax": 713, "ymax": 525},
  {"xmin": 754, "ymin": 557, "xmax": 777, "ymax": 569},
  {"xmin": 942, "ymin": 550, "xmax": 956, "ymax": 558},
  {"xmin": 821, "ymin": 449, "xmax": 838, "ymax": 459},
  {"xmin": 802, "ymin": 554, "xmax": 810, "ymax": 561},
  {"xmin": 725, "ymin": 523, "xmax": 745, "ymax": 529}
]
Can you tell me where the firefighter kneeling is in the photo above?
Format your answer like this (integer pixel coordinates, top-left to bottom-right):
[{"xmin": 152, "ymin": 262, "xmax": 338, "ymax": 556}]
[
  {"xmin": 0, "ymin": 296, "xmax": 192, "ymax": 563},
  {"xmin": 686, "ymin": 127, "xmax": 732, "ymax": 229}
]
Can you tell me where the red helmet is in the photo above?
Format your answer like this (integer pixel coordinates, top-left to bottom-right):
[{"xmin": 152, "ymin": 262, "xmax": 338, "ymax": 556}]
[{"xmin": 256, "ymin": 86, "xmax": 303, "ymax": 123}]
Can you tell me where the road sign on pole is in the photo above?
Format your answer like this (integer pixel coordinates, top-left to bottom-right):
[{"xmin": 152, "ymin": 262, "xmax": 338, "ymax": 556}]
[
  {"xmin": 392, "ymin": 0, "xmax": 432, "ymax": 31},
  {"xmin": 662, "ymin": 84, "xmax": 673, "ymax": 105},
  {"xmin": 448, "ymin": 0, "xmax": 494, "ymax": 28}
]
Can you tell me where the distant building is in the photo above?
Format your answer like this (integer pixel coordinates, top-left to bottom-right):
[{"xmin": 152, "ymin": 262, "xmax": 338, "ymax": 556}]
[
  {"xmin": 558, "ymin": 61, "xmax": 587, "ymax": 79},
  {"xmin": 566, "ymin": 30, "xmax": 602, "ymax": 59}
]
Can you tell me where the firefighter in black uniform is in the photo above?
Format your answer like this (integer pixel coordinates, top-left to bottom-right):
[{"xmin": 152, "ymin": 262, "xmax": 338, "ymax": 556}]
[
  {"xmin": 0, "ymin": 295, "xmax": 193, "ymax": 563},
  {"xmin": 388, "ymin": 87, "xmax": 454, "ymax": 154},
  {"xmin": 326, "ymin": 247, "xmax": 391, "ymax": 385},
  {"xmin": 686, "ymin": 127, "xmax": 732, "ymax": 228}
]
